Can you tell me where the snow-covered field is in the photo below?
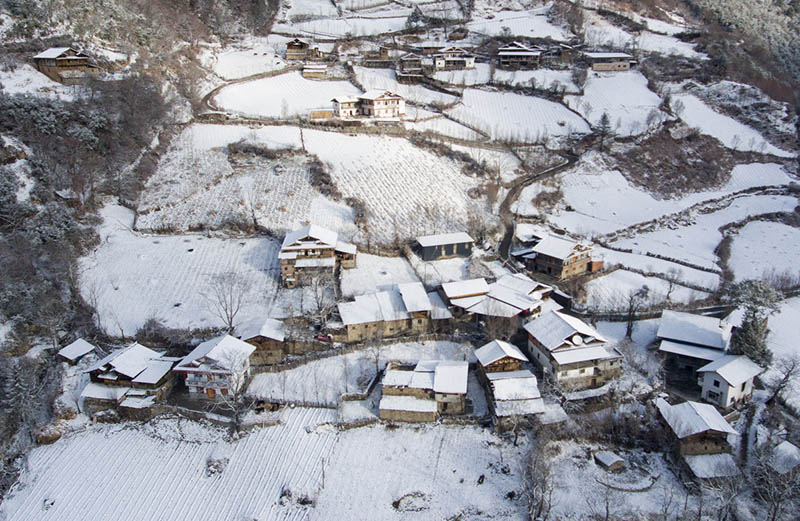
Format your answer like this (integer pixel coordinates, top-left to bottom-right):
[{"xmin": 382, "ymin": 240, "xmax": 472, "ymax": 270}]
[
  {"xmin": 80, "ymin": 204, "xmax": 283, "ymax": 334},
  {"xmin": 566, "ymin": 71, "xmax": 666, "ymax": 136},
  {"xmin": 766, "ymin": 297, "xmax": 800, "ymax": 410},
  {"xmin": 284, "ymin": 0, "xmax": 339, "ymax": 19},
  {"xmin": 353, "ymin": 67, "xmax": 458, "ymax": 106},
  {"xmin": 671, "ymin": 93, "xmax": 795, "ymax": 157},
  {"xmin": 432, "ymin": 64, "xmax": 492, "ymax": 86},
  {"xmin": 467, "ymin": 8, "xmax": 571, "ymax": 40},
  {"xmin": 405, "ymin": 115, "xmax": 485, "ymax": 140},
  {"xmin": 203, "ymin": 36, "xmax": 291, "ymax": 80},
  {"xmin": 1, "ymin": 408, "xmax": 338, "ymax": 521},
  {"xmin": 0, "ymin": 64, "xmax": 78, "ymax": 100},
  {"xmin": 248, "ymin": 340, "xmax": 474, "ymax": 406},
  {"xmin": 273, "ymin": 16, "xmax": 407, "ymax": 37},
  {"xmin": 340, "ymin": 253, "xmax": 420, "ymax": 298},
  {"xmin": 638, "ymin": 31, "xmax": 706, "ymax": 59},
  {"xmin": 596, "ymin": 247, "xmax": 721, "ymax": 292},
  {"xmin": 584, "ymin": 269, "xmax": 708, "ymax": 310},
  {"xmin": 214, "ymin": 71, "xmax": 361, "ymax": 117},
  {"xmin": 729, "ymin": 221, "xmax": 800, "ymax": 281},
  {"xmin": 493, "ymin": 68, "xmax": 580, "ymax": 93},
  {"xmin": 447, "ymin": 89, "xmax": 590, "ymax": 142}
]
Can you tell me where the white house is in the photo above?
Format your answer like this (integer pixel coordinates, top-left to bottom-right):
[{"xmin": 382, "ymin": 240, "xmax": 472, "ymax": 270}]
[
  {"xmin": 697, "ymin": 355, "xmax": 762, "ymax": 409},
  {"xmin": 173, "ymin": 335, "xmax": 256, "ymax": 399},
  {"xmin": 332, "ymin": 90, "xmax": 405, "ymax": 118}
]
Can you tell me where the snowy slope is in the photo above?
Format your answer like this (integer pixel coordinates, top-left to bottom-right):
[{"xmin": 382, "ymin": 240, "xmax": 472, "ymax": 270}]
[{"xmin": 729, "ymin": 222, "xmax": 800, "ymax": 281}]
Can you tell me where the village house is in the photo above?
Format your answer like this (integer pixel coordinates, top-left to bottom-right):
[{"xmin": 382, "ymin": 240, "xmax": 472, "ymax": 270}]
[
  {"xmin": 397, "ymin": 52, "xmax": 425, "ymax": 84},
  {"xmin": 657, "ymin": 310, "xmax": 732, "ymax": 392},
  {"xmin": 443, "ymin": 273, "xmax": 555, "ymax": 322},
  {"xmin": 279, "ymin": 224, "xmax": 356, "ymax": 288},
  {"xmin": 415, "ymin": 232, "xmax": 474, "ymax": 261},
  {"xmin": 302, "ymin": 63, "xmax": 327, "ymax": 79},
  {"xmin": 285, "ymin": 38, "xmax": 324, "ymax": 61},
  {"xmin": 475, "ymin": 339, "xmax": 527, "ymax": 374},
  {"xmin": 518, "ymin": 234, "xmax": 599, "ymax": 279},
  {"xmin": 336, "ymin": 282, "xmax": 452, "ymax": 343},
  {"xmin": 331, "ymin": 90, "xmax": 405, "ymax": 118},
  {"xmin": 378, "ymin": 359, "xmax": 469, "ymax": 422},
  {"xmin": 239, "ymin": 318, "xmax": 286, "ymax": 365},
  {"xmin": 416, "ymin": 41, "xmax": 446, "ymax": 55},
  {"xmin": 696, "ymin": 355, "xmax": 762, "ymax": 410},
  {"xmin": 583, "ymin": 51, "xmax": 634, "ymax": 71},
  {"xmin": 57, "ymin": 338, "xmax": 96, "ymax": 364},
  {"xmin": 656, "ymin": 398, "xmax": 739, "ymax": 480},
  {"xmin": 33, "ymin": 47, "xmax": 101, "ymax": 83},
  {"xmin": 81, "ymin": 342, "xmax": 178, "ymax": 413},
  {"xmin": 496, "ymin": 42, "xmax": 542, "ymax": 69},
  {"xmin": 524, "ymin": 310, "xmax": 623, "ymax": 390},
  {"xmin": 362, "ymin": 46, "xmax": 393, "ymax": 67},
  {"xmin": 433, "ymin": 46, "xmax": 475, "ymax": 70},
  {"xmin": 173, "ymin": 335, "xmax": 256, "ymax": 399}
]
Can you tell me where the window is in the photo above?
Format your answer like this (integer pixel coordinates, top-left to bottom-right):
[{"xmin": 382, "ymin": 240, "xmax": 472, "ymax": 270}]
[
  {"xmin": 560, "ymin": 371, "xmax": 567, "ymax": 377},
  {"xmin": 713, "ymin": 379, "xmax": 720, "ymax": 388},
  {"xmin": 579, "ymin": 369, "xmax": 585, "ymax": 374}
]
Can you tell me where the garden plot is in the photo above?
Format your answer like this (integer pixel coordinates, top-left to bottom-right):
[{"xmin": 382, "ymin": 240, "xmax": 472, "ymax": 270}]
[
  {"xmin": 273, "ymin": 16, "xmax": 407, "ymax": 37},
  {"xmin": 137, "ymin": 123, "xmax": 302, "ymax": 216},
  {"xmin": 565, "ymin": 71, "xmax": 666, "ymax": 137},
  {"xmin": 353, "ymin": 67, "xmax": 458, "ymax": 106},
  {"xmin": 613, "ymin": 194, "xmax": 799, "ymax": 270},
  {"xmin": 312, "ymin": 423, "xmax": 526, "ymax": 521},
  {"xmin": 80, "ymin": 204, "xmax": 283, "ymax": 335},
  {"xmin": 1, "ymin": 409, "xmax": 338, "ymax": 521},
  {"xmin": 729, "ymin": 221, "xmax": 800, "ymax": 281},
  {"xmin": 541, "ymin": 157, "xmax": 793, "ymax": 237},
  {"xmin": 670, "ymin": 93, "xmax": 795, "ymax": 157},
  {"xmin": 595, "ymin": 247, "xmax": 720, "ymax": 292},
  {"xmin": 214, "ymin": 71, "xmax": 361, "ymax": 117},
  {"xmin": 410, "ymin": 256, "xmax": 471, "ymax": 287},
  {"xmin": 584, "ymin": 269, "xmax": 709, "ymax": 311},
  {"xmin": 447, "ymin": 89, "xmax": 590, "ymax": 143},
  {"xmin": 301, "ymin": 130, "xmax": 488, "ymax": 245},
  {"xmin": 340, "ymin": 253, "xmax": 420, "ymax": 298},
  {"xmin": 493, "ymin": 68, "xmax": 580, "ymax": 93},
  {"xmin": 405, "ymin": 116, "xmax": 485, "ymax": 141},
  {"xmin": 0, "ymin": 64, "xmax": 78, "ymax": 100},
  {"xmin": 136, "ymin": 155, "xmax": 357, "ymax": 237},
  {"xmin": 433, "ymin": 64, "xmax": 492, "ymax": 86},
  {"xmin": 247, "ymin": 340, "xmax": 475, "ymax": 406},
  {"xmin": 204, "ymin": 36, "xmax": 291, "ymax": 80},
  {"xmin": 466, "ymin": 7, "xmax": 571, "ymax": 40}
]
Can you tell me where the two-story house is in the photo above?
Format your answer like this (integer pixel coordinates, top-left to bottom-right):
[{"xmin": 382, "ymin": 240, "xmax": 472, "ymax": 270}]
[
  {"xmin": 173, "ymin": 335, "xmax": 256, "ymax": 399},
  {"xmin": 279, "ymin": 224, "xmax": 356, "ymax": 288}
]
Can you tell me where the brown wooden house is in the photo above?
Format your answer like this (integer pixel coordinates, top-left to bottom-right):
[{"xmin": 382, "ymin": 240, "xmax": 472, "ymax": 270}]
[
  {"xmin": 523, "ymin": 234, "xmax": 595, "ymax": 279},
  {"xmin": 474, "ymin": 339, "xmax": 528, "ymax": 374},
  {"xmin": 33, "ymin": 47, "xmax": 100, "ymax": 84},
  {"xmin": 240, "ymin": 318, "xmax": 286, "ymax": 365},
  {"xmin": 279, "ymin": 224, "xmax": 356, "ymax": 288}
]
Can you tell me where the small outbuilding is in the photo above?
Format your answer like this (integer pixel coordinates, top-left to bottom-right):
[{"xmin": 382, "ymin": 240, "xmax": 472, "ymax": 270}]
[
  {"xmin": 594, "ymin": 451, "xmax": 625, "ymax": 471},
  {"xmin": 475, "ymin": 340, "xmax": 528, "ymax": 373},
  {"xmin": 240, "ymin": 318, "xmax": 286, "ymax": 365},
  {"xmin": 57, "ymin": 338, "xmax": 96, "ymax": 364},
  {"xmin": 416, "ymin": 232, "xmax": 474, "ymax": 261}
]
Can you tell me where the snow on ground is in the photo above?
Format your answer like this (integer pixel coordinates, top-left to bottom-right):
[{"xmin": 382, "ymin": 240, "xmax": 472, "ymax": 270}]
[
  {"xmin": 450, "ymin": 144, "xmax": 522, "ymax": 182},
  {"xmin": 80, "ymin": 204, "xmax": 283, "ymax": 334},
  {"xmin": 405, "ymin": 115, "xmax": 485, "ymax": 141},
  {"xmin": 0, "ymin": 63, "xmax": 78, "ymax": 100},
  {"xmin": 595, "ymin": 247, "xmax": 720, "ymax": 291},
  {"xmin": 584, "ymin": 9, "xmax": 635, "ymax": 49},
  {"xmin": 284, "ymin": 0, "xmax": 339, "ymax": 19},
  {"xmin": 584, "ymin": 269, "xmax": 709, "ymax": 310},
  {"xmin": 613, "ymin": 194, "xmax": 799, "ymax": 270},
  {"xmin": 247, "ymin": 340, "xmax": 474, "ymax": 406},
  {"xmin": 273, "ymin": 16, "xmax": 407, "ymax": 37},
  {"xmin": 467, "ymin": 7, "xmax": 571, "ymax": 40},
  {"xmin": 671, "ymin": 93, "xmax": 795, "ymax": 158},
  {"xmin": 406, "ymin": 251, "xmax": 471, "ymax": 287},
  {"xmin": 1, "ymin": 408, "xmax": 338, "ymax": 521},
  {"xmin": 729, "ymin": 221, "xmax": 800, "ymax": 281},
  {"xmin": 203, "ymin": 36, "xmax": 291, "ymax": 80},
  {"xmin": 353, "ymin": 67, "xmax": 458, "ymax": 106},
  {"xmin": 493, "ymin": 68, "xmax": 580, "ymax": 93},
  {"xmin": 214, "ymin": 71, "xmax": 361, "ymax": 117},
  {"xmin": 432, "ymin": 64, "xmax": 492, "ymax": 86},
  {"xmin": 301, "ymin": 130, "xmax": 487, "ymax": 245},
  {"xmin": 312, "ymin": 423, "xmax": 526, "ymax": 520},
  {"xmin": 447, "ymin": 89, "xmax": 590, "ymax": 142},
  {"xmin": 340, "ymin": 253, "xmax": 420, "ymax": 298},
  {"xmin": 533, "ymin": 155, "xmax": 793, "ymax": 236},
  {"xmin": 637, "ymin": 31, "xmax": 706, "ymax": 59},
  {"xmin": 566, "ymin": 71, "xmax": 666, "ymax": 137},
  {"xmin": 766, "ymin": 297, "xmax": 800, "ymax": 410}
]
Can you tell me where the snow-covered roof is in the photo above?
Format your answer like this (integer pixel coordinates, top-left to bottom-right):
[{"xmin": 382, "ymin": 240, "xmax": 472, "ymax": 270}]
[
  {"xmin": 531, "ymin": 235, "xmax": 584, "ymax": 260},
  {"xmin": 475, "ymin": 340, "xmax": 528, "ymax": 367},
  {"xmin": 494, "ymin": 273, "xmax": 549, "ymax": 297},
  {"xmin": 398, "ymin": 282, "xmax": 432, "ymax": 313},
  {"xmin": 33, "ymin": 47, "xmax": 73, "ymax": 59},
  {"xmin": 551, "ymin": 345, "xmax": 619, "ymax": 366},
  {"xmin": 382, "ymin": 368, "xmax": 414, "ymax": 387},
  {"xmin": 175, "ymin": 335, "xmax": 256, "ymax": 373},
  {"xmin": 335, "ymin": 241, "xmax": 357, "ymax": 255},
  {"xmin": 379, "ymin": 395, "xmax": 437, "ymax": 413},
  {"xmin": 303, "ymin": 63, "xmax": 327, "ymax": 70},
  {"xmin": 80, "ymin": 382, "xmax": 129, "ymax": 401},
  {"xmin": 684, "ymin": 453, "xmax": 739, "ymax": 479},
  {"xmin": 84, "ymin": 342, "xmax": 161, "ymax": 379},
  {"xmin": 498, "ymin": 41, "xmax": 535, "ymax": 52},
  {"xmin": 656, "ymin": 398, "xmax": 737, "ymax": 439},
  {"xmin": 281, "ymin": 224, "xmax": 338, "ymax": 250},
  {"xmin": 338, "ymin": 289, "xmax": 412, "ymax": 326},
  {"xmin": 657, "ymin": 310, "xmax": 730, "ymax": 350},
  {"xmin": 514, "ymin": 223, "xmax": 548, "ymax": 244},
  {"xmin": 494, "ymin": 397, "xmax": 545, "ymax": 417},
  {"xmin": 359, "ymin": 89, "xmax": 402, "ymax": 101},
  {"xmin": 331, "ymin": 96, "xmax": 359, "ymax": 104},
  {"xmin": 584, "ymin": 52, "xmax": 633, "ymax": 59},
  {"xmin": 416, "ymin": 232, "xmax": 474, "ymax": 248},
  {"xmin": 239, "ymin": 318, "xmax": 285, "ymax": 343},
  {"xmin": 433, "ymin": 361, "xmax": 468, "ymax": 395},
  {"xmin": 489, "ymin": 371, "xmax": 540, "ymax": 401},
  {"xmin": 58, "ymin": 338, "xmax": 96, "ymax": 362},
  {"xmin": 131, "ymin": 359, "xmax": 174, "ymax": 385},
  {"xmin": 697, "ymin": 355, "xmax": 762, "ymax": 387},
  {"xmin": 427, "ymin": 291, "xmax": 453, "ymax": 320},
  {"xmin": 441, "ymin": 278, "xmax": 489, "ymax": 299},
  {"xmin": 658, "ymin": 340, "xmax": 727, "ymax": 362},
  {"xmin": 524, "ymin": 310, "xmax": 607, "ymax": 351},
  {"xmin": 770, "ymin": 441, "xmax": 800, "ymax": 474},
  {"xmin": 120, "ymin": 395, "xmax": 156, "ymax": 409},
  {"xmin": 594, "ymin": 451, "xmax": 624, "ymax": 468}
]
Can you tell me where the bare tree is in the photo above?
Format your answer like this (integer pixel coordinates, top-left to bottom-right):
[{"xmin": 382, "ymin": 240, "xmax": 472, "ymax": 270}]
[
  {"xmin": 704, "ymin": 471, "xmax": 743, "ymax": 521},
  {"xmin": 585, "ymin": 483, "xmax": 627, "ymax": 521},
  {"xmin": 624, "ymin": 285, "xmax": 649, "ymax": 339},
  {"xmin": 203, "ymin": 272, "xmax": 249, "ymax": 332},
  {"xmin": 207, "ymin": 348, "xmax": 252, "ymax": 435},
  {"xmin": 750, "ymin": 442, "xmax": 800, "ymax": 521},
  {"xmin": 308, "ymin": 270, "xmax": 336, "ymax": 328},
  {"xmin": 522, "ymin": 448, "xmax": 556, "ymax": 520},
  {"xmin": 766, "ymin": 355, "xmax": 800, "ymax": 406}
]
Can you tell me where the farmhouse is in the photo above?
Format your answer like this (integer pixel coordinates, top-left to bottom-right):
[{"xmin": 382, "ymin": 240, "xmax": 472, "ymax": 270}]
[
  {"xmin": 416, "ymin": 232, "xmax": 474, "ymax": 261},
  {"xmin": 362, "ymin": 46, "xmax": 392, "ymax": 67},
  {"xmin": 57, "ymin": 338, "xmax": 96, "ymax": 364},
  {"xmin": 279, "ymin": 224, "xmax": 356, "ymax": 288},
  {"xmin": 173, "ymin": 335, "xmax": 256, "ymax": 399},
  {"xmin": 583, "ymin": 51, "xmax": 634, "ymax": 71},
  {"xmin": 656, "ymin": 398, "xmax": 739, "ymax": 480},
  {"xmin": 239, "ymin": 318, "xmax": 286, "ymax": 365},
  {"xmin": 484, "ymin": 370, "xmax": 544, "ymax": 428},
  {"xmin": 524, "ymin": 310, "xmax": 623, "ymax": 390},
  {"xmin": 33, "ymin": 47, "xmax": 100, "ymax": 83},
  {"xmin": 379, "ymin": 359, "xmax": 469, "ymax": 422},
  {"xmin": 520, "ymin": 234, "xmax": 597, "ymax": 279},
  {"xmin": 416, "ymin": 41, "xmax": 446, "ymax": 55},
  {"xmin": 302, "ymin": 63, "xmax": 327, "ymax": 79},
  {"xmin": 497, "ymin": 42, "xmax": 541, "ymax": 69},
  {"xmin": 433, "ymin": 46, "xmax": 475, "ymax": 70},
  {"xmin": 286, "ymin": 38, "xmax": 323, "ymax": 61},
  {"xmin": 475, "ymin": 339, "xmax": 528, "ymax": 374},
  {"xmin": 696, "ymin": 355, "xmax": 762, "ymax": 410},
  {"xmin": 332, "ymin": 90, "xmax": 405, "ymax": 118},
  {"xmin": 657, "ymin": 310, "xmax": 732, "ymax": 391}
]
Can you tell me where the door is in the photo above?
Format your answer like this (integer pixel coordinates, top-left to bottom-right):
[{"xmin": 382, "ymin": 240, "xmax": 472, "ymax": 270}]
[{"xmin": 206, "ymin": 388, "xmax": 216, "ymax": 399}]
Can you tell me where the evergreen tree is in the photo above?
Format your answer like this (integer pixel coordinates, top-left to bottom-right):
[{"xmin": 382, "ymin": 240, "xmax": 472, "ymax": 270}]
[{"xmin": 726, "ymin": 280, "xmax": 781, "ymax": 367}]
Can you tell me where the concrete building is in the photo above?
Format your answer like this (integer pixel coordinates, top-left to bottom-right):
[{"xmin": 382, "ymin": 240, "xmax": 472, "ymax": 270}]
[{"xmin": 696, "ymin": 355, "xmax": 762, "ymax": 409}]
